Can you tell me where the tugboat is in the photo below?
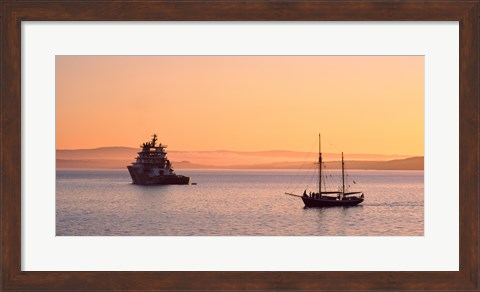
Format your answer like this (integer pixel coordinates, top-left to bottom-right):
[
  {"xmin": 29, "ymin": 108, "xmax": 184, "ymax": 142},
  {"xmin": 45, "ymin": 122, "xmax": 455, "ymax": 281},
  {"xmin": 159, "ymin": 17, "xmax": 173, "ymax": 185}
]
[
  {"xmin": 285, "ymin": 134, "xmax": 364, "ymax": 207},
  {"xmin": 127, "ymin": 134, "xmax": 190, "ymax": 185}
]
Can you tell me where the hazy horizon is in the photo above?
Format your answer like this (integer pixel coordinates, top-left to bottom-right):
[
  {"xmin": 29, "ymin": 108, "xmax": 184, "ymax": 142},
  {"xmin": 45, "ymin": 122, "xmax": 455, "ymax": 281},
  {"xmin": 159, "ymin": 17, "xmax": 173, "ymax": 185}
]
[
  {"xmin": 56, "ymin": 145, "xmax": 417, "ymax": 158},
  {"xmin": 56, "ymin": 146, "xmax": 423, "ymax": 170}
]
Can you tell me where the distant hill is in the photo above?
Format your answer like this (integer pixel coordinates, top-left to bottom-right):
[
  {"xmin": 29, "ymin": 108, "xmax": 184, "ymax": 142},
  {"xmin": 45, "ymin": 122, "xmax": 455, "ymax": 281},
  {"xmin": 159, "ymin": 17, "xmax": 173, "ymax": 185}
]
[
  {"xmin": 327, "ymin": 157, "xmax": 423, "ymax": 170},
  {"xmin": 206, "ymin": 157, "xmax": 424, "ymax": 170},
  {"xmin": 56, "ymin": 156, "xmax": 423, "ymax": 170},
  {"xmin": 56, "ymin": 147, "xmax": 414, "ymax": 168},
  {"xmin": 340, "ymin": 157, "xmax": 424, "ymax": 170},
  {"xmin": 56, "ymin": 159, "xmax": 208, "ymax": 169},
  {"xmin": 57, "ymin": 147, "xmax": 137, "ymax": 160}
]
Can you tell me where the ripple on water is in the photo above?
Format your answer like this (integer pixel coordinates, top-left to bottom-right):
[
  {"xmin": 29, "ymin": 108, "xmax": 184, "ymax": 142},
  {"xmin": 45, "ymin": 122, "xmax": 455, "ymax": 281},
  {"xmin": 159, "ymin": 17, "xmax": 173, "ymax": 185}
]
[{"xmin": 56, "ymin": 169, "xmax": 424, "ymax": 236}]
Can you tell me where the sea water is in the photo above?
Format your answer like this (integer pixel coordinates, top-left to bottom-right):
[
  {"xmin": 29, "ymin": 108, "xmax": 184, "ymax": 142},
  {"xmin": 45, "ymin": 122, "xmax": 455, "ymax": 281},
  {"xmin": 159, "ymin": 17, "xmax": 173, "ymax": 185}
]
[{"xmin": 56, "ymin": 169, "xmax": 423, "ymax": 236}]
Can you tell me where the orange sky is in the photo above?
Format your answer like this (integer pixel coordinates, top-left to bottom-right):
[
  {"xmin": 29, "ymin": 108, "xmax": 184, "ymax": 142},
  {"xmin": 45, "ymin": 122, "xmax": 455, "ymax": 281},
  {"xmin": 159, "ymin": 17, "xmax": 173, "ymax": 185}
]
[{"xmin": 56, "ymin": 56, "xmax": 424, "ymax": 156}]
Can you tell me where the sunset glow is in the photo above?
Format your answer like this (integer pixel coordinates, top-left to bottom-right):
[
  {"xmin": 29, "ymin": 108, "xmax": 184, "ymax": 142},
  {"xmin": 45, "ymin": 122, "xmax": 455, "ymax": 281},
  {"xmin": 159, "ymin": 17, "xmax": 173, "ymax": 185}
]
[{"xmin": 56, "ymin": 56, "xmax": 424, "ymax": 156}]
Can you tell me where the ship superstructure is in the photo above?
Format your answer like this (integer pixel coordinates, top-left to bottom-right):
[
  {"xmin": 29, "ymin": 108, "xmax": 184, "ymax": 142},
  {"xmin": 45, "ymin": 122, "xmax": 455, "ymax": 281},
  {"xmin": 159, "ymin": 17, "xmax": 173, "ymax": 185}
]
[{"xmin": 127, "ymin": 134, "xmax": 190, "ymax": 185}]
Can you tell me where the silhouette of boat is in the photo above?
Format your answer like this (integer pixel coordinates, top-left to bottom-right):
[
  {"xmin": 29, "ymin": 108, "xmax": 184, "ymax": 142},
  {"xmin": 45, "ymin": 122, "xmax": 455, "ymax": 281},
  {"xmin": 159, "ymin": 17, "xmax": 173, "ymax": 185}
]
[
  {"xmin": 285, "ymin": 134, "xmax": 365, "ymax": 207},
  {"xmin": 127, "ymin": 134, "xmax": 190, "ymax": 185}
]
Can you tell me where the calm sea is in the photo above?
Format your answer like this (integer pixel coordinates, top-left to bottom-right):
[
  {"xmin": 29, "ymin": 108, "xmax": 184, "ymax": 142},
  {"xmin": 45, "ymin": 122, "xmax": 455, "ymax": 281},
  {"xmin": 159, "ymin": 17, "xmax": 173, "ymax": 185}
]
[{"xmin": 56, "ymin": 169, "xmax": 423, "ymax": 236}]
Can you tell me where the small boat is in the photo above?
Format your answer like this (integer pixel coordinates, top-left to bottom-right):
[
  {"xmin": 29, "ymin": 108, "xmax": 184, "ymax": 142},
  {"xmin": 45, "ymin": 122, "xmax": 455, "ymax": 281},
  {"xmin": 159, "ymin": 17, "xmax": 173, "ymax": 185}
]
[
  {"xmin": 127, "ymin": 134, "xmax": 190, "ymax": 185},
  {"xmin": 285, "ymin": 134, "xmax": 365, "ymax": 207}
]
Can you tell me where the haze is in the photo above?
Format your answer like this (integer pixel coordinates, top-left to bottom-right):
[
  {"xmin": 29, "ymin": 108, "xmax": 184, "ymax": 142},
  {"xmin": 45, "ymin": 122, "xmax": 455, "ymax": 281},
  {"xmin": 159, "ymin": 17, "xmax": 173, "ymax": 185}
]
[{"xmin": 56, "ymin": 56, "xmax": 424, "ymax": 157}]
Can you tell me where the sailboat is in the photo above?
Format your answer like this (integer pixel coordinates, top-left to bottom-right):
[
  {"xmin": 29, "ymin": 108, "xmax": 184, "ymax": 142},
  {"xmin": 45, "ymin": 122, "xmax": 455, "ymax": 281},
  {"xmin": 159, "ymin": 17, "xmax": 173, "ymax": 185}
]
[{"xmin": 285, "ymin": 134, "xmax": 365, "ymax": 207}]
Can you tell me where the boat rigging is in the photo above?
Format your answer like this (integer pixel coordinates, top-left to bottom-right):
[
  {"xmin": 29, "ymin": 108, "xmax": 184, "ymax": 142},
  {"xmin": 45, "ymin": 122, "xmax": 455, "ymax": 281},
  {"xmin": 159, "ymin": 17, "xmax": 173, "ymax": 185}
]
[{"xmin": 285, "ymin": 134, "xmax": 365, "ymax": 207}]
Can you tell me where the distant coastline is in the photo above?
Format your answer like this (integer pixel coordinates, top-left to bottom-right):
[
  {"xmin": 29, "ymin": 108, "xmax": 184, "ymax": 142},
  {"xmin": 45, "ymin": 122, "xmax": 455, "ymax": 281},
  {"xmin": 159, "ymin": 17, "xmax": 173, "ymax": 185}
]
[{"xmin": 56, "ymin": 147, "xmax": 423, "ymax": 170}]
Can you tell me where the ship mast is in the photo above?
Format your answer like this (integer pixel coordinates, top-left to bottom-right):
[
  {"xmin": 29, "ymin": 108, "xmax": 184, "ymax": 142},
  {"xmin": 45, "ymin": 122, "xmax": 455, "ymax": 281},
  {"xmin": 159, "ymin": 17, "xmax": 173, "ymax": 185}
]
[
  {"xmin": 341, "ymin": 152, "xmax": 345, "ymax": 196},
  {"xmin": 151, "ymin": 133, "xmax": 158, "ymax": 147},
  {"xmin": 318, "ymin": 133, "xmax": 322, "ymax": 195}
]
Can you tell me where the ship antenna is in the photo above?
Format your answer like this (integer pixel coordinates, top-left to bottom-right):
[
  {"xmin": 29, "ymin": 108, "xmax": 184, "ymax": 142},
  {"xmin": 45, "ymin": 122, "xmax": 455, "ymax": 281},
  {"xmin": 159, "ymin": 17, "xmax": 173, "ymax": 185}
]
[{"xmin": 152, "ymin": 133, "xmax": 157, "ymax": 147}]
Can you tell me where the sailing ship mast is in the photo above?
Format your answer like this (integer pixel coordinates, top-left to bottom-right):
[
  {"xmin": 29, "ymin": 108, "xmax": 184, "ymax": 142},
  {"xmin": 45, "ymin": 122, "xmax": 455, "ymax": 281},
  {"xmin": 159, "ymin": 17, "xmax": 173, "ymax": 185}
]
[
  {"xmin": 318, "ymin": 133, "xmax": 322, "ymax": 195},
  {"xmin": 285, "ymin": 134, "xmax": 364, "ymax": 206},
  {"xmin": 319, "ymin": 137, "xmax": 346, "ymax": 197},
  {"xmin": 342, "ymin": 152, "xmax": 345, "ymax": 197}
]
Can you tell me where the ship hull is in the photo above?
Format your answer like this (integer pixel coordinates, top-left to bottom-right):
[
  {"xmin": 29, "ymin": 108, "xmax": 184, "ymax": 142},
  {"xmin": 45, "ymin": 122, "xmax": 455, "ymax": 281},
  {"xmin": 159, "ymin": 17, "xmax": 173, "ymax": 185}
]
[
  {"xmin": 302, "ymin": 196, "xmax": 363, "ymax": 207},
  {"xmin": 127, "ymin": 166, "xmax": 190, "ymax": 185}
]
